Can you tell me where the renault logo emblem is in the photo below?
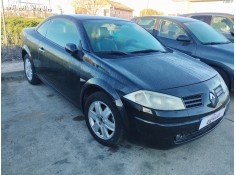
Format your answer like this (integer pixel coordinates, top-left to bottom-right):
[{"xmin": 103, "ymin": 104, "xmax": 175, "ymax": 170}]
[{"xmin": 209, "ymin": 92, "xmax": 218, "ymax": 107}]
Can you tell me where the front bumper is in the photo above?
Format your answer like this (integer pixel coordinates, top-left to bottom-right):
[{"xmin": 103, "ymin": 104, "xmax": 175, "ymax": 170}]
[
  {"xmin": 121, "ymin": 76, "xmax": 230, "ymax": 146},
  {"xmin": 123, "ymin": 96, "xmax": 230, "ymax": 145}
]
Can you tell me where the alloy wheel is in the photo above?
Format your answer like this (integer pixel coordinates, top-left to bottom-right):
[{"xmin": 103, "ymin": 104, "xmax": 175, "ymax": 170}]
[
  {"xmin": 88, "ymin": 101, "xmax": 115, "ymax": 140},
  {"xmin": 25, "ymin": 58, "xmax": 33, "ymax": 81}
]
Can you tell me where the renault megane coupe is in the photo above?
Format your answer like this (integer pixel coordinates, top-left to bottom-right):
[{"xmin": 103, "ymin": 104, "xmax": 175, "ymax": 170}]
[{"xmin": 22, "ymin": 15, "xmax": 230, "ymax": 147}]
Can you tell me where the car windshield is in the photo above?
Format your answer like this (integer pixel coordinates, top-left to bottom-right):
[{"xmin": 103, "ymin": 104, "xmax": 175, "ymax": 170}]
[
  {"xmin": 184, "ymin": 21, "xmax": 230, "ymax": 44},
  {"xmin": 82, "ymin": 20, "xmax": 166, "ymax": 55}
]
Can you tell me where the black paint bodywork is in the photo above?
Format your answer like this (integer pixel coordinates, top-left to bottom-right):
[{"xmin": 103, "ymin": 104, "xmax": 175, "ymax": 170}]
[
  {"xmin": 132, "ymin": 16, "xmax": 234, "ymax": 92},
  {"xmin": 22, "ymin": 15, "xmax": 230, "ymax": 146}
]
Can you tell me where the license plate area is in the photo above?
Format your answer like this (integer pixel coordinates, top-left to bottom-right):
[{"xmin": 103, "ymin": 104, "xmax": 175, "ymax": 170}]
[{"xmin": 199, "ymin": 107, "xmax": 226, "ymax": 130}]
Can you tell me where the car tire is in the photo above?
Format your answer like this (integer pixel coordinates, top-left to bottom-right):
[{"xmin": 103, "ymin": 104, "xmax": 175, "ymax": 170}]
[
  {"xmin": 214, "ymin": 67, "xmax": 230, "ymax": 90},
  {"xmin": 84, "ymin": 91, "xmax": 124, "ymax": 147},
  {"xmin": 24, "ymin": 54, "xmax": 41, "ymax": 85}
]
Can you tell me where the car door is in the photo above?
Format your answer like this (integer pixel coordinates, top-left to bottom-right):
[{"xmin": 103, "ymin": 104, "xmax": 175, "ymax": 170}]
[
  {"xmin": 38, "ymin": 18, "xmax": 82, "ymax": 101},
  {"xmin": 157, "ymin": 19, "xmax": 197, "ymax": 56},
  {"xmin": 34, "ymin": 19, "xmax": 51, "ymax": 74}
]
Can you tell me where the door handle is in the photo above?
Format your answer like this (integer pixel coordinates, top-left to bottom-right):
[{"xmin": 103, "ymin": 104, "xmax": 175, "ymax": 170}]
[{"xmin": 38, "ymin": 47, "xmax": 45, "ymax": 53}]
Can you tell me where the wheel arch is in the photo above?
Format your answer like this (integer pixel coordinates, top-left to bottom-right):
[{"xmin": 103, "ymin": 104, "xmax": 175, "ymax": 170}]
[
  {"xmin": 80, "ymin": 78, "xmax": 120, "ymax": 113},
  {"xmin": 22, "ymin": 45, "xmax": 32, "ymax": 61},
  {"xmin": 80, "ymin": 78, "xmax": 130, "ymax": 130}
]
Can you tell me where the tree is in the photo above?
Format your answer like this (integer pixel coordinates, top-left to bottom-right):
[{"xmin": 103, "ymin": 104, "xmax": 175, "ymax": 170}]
[
  {"xmin": 1, "ymin": 0, "xmax": 8, "ymax": 46},
  {"xmin": 139, "ymin": 8, "xmax": 163, "ymax": 17},
  {"xmin": 71, "ymin": 0, "xmax": 108, "ymax": 15}
]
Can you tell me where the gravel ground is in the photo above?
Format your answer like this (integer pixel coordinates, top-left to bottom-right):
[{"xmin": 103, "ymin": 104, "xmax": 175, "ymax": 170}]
[
  {"xmin": 1, "ymin": 79, "xmax": 234, "ymax": 175},
  {"xmin": 1, "ymin": 46, "xmax": 22, "ymax": 63}
]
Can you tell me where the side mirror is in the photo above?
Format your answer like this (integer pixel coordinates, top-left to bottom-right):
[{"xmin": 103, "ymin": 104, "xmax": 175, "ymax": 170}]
[
  {"xmin": 230, "ymin": 29, "xmax": 234, "ymax": 36},
  {"xmin": 65, "ymin": 43, "xmax": 79, "ymax": 54},
  {"xmin": 176, "ymin": 35, "xmax": 191, "ymax": 42}
]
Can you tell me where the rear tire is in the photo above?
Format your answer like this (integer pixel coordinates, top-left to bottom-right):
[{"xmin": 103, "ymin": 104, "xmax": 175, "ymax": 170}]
[
  {"xmin": 24, "ymin": 54, "xmax": 41, "ymax": 85},
  {"xmin": 84, "ymin": 92, "xmax": 124, "ymax": 147}
]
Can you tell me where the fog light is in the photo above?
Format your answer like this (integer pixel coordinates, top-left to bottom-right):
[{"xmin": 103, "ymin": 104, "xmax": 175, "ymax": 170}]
[{"xmin": 175, "ymin": 134, "xmax": 183, "ymax": 141}]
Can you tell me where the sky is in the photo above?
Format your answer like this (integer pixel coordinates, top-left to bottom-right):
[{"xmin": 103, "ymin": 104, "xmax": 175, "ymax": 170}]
[{"xmin": 3, "ymin": 0, "xmax": 235, "ymax": 16}]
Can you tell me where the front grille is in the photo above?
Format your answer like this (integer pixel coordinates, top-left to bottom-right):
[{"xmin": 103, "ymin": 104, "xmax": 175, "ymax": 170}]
[
  {"xmin": 182, "ymin": 94, "xmax": 203, "ymax": 109},
  {"xmin": 214, "ymin": 85, "xmax": 224, "ymax": 97}
]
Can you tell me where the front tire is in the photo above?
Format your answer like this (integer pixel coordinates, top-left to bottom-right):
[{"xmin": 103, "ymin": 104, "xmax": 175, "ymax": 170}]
[
  {"xmin": 24, "ymin": 54, "xmax": 40, "ymax": 85},
  {"xmin": 84, "ymin": 92, "xmax": 124, "ymax": 147}
]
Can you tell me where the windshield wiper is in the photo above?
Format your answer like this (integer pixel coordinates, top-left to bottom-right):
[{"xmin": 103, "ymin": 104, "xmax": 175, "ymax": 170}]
[
  {"xmin": 96, "ymin": 51, "xmax": 129, "ymax": 55},
  {"xmin": 203, "ymin": 41, "xmax": 231, "ymax": 45},
  {"xmin": 130, "ymin": 49, "xmax": 166, "ymax": 54}
]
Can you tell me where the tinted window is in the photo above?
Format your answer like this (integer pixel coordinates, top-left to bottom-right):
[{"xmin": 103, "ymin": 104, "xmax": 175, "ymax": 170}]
[
  {"xmin": 46, "ymin": 19, "xmax": 80, "ymax": 48},
  {"xmin": 82, "ymin": 20, "xmax": 166, "ymax": 54},
  {"xmin": 185, "ymin": 21, "xmax": 229, "ymax": 44},
  {"xmin": 191, "ymin": 15, "xmax": 211, "ymax": 24},
  {"xmin": 211, "ymin": 16, "xmax": 234, "ymax": 33},
  {"xmin": 138, "ymin": 19, "xmax": 155, "ymax": 29},
  {"xmin": 37, "ymin": 20, "xmax": 50, "ymax": 36},
  {"xmin": 159, "ymin": 20, "xmax": 187, "ymax": 40},
  {"xmin": 137, "ymin": 18, "xmax": 156, "ymax": 34}
]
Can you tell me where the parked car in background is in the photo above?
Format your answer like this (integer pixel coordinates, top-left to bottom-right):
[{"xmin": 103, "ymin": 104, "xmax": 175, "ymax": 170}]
[
  {"xmin": 181, "ymin": 13, "xmax": 234, "ymax": 42},
  {"xmin": 22, "ymin": 15, "xmax": 230, "ymax": 147},
  {"xmin": 132, "ymin": 16, "xmax": 234, "ymax": 91}
]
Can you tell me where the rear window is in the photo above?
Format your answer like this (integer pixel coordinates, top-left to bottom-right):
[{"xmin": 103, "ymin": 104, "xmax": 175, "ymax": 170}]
[
  {"xmin": 191, "ymin": 15, "xmax": 211, "ymax": 24},
  {"xmin": 137, "ymin": 19, "xmax": 155, "ymax": 29}
]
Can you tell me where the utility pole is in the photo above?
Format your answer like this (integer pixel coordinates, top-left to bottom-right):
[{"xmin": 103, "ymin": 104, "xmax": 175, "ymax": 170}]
[
  {"xmin": 1, "ymin": 0, "xmax": 8, "ymax": 47},
  {"xmin": 145, "ymin": 0, "xmax": 150, "ymax": 16}
]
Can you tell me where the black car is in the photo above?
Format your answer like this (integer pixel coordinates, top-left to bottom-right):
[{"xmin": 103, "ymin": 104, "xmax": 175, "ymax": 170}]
[
  {"xmin": 22, "ymin": 15, "xmax": 230, "ymax": 147},
  {"xmin": 181, "ymin": 13, "xmax": 234, "ymax": 42},
  {"xmin": 132, "ymin": 16, "xmax": 234, "ymax": 92}
]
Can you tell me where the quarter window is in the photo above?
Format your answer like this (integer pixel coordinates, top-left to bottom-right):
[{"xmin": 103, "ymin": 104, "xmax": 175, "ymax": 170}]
[
  {"xmin": 159, "ymin": 20, "xmax": 187, "ymax": 40},
  {"xmin": 46, "ymin": 19, "xmax": 80, "ymax": 48},
  {"xmin": 37, "ymin": 20, "xmax": 50, "ymax": 37}
]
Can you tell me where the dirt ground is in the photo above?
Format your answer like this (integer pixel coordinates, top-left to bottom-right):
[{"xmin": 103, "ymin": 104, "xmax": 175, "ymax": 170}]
[{"xmin": 1, "ymin": 79, "xmax": 234, "ymax": 175}]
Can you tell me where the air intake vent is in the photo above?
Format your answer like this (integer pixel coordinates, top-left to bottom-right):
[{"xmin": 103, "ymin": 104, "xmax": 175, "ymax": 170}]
[
  {"xmin": 215, "ymin": 85, "xmax": 224, "ymax": 97},
  {"xmin": 183, "ymin": 94, "xmax": 203, "ymax": 109}
]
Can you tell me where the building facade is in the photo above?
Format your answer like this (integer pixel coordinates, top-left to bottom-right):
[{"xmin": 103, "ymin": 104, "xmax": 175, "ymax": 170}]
[{"xmin": 99, "ymin": 1, "xmax": 133, "ymax": 20}]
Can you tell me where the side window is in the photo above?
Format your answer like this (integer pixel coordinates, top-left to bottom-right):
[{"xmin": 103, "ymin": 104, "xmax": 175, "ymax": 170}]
[
  {"xmin": 211, "ymin": 16, "xmax": 233, "ymax": 33},
  {"xmin": 37, "ymin": 20, "xmax": 50, "ymax": 37},
  {"xmin": 46, "ymin": 19, "xmax": 80, "ymax": 48},
  {"xmin": 159, "ymin": 20, "xmax": 187, "ymax": 40},
  {"xmin": 191, "ymin": 15, "xmax": 211, "ymax": 24}
]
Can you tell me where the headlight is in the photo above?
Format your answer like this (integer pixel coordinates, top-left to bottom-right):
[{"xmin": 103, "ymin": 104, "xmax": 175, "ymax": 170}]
[
  {"xmin": 124, "ymin": 90, "xmax": 185, "ymax": 111},
  {"xmin": 218, "ymin": 74, "xmax": 229, "ymax": 95}
]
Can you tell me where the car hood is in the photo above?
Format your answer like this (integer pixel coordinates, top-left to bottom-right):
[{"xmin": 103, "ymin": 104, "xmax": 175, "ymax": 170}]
[{"xmin": 103, "ymin": 52, "xmax": 217, "ymax": 91}]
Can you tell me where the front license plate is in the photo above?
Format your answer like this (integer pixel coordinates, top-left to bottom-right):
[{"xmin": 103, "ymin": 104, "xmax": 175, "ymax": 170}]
[{"xmin": 199, "ymin": 107, "xmax": 226, "ymax": 130}]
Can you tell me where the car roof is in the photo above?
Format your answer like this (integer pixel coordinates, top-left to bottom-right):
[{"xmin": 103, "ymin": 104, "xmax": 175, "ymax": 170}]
[
  {"xmin": 136, "ymin": 15, "xmax": 199, "ymax": 23},
  {"xmin": 48, "ymin": 14, "xmax": 129, "ymax": 21},
  {"xmin": 181, "ymin": 12, "xmax": 234, "ymax": 17}
]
